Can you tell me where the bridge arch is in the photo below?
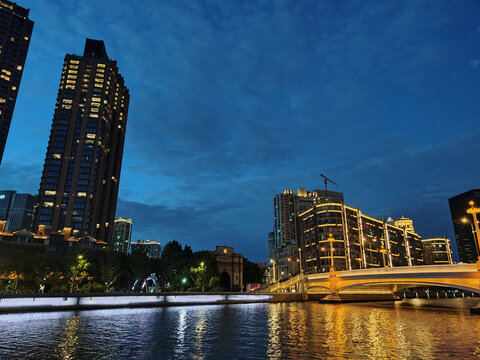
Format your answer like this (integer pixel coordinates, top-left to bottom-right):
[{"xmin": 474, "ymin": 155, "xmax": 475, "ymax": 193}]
[{"xmin": 338, "ymin": 281, "xmax": 480, "ymax": 294}]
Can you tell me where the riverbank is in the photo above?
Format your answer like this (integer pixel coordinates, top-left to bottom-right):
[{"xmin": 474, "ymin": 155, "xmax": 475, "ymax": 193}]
[{"xmin": 0, "ymin": 292, "xmax": 302, "ymax": 313}]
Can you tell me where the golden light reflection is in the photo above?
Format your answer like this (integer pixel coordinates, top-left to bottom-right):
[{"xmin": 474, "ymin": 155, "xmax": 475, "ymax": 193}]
[
  {"xmin": 267, "ymin": 304, "xmax": 283, "ymax": 359},
  {"xmin": 193, "ymin": 310, "xmax": 206, "ymax": 360},
  {"xmin": 55, "ymin": 314, "xmax": 81, "ymax": 360}
]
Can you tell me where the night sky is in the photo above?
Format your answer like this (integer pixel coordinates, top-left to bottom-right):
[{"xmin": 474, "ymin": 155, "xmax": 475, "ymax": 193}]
[{"xmin": 0, "ymin": 0, "xmax": 479, "ymax": 262}]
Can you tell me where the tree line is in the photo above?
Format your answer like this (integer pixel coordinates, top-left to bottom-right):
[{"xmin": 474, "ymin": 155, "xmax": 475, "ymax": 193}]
[{"xmin": 0, "ymin": 240, "xmax": 264, "ymax": 293}]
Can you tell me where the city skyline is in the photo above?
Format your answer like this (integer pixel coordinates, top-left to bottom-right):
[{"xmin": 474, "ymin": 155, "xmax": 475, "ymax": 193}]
[{"xmin": 0, "ymin": 1, "xmax": 479, "ymax": 262}]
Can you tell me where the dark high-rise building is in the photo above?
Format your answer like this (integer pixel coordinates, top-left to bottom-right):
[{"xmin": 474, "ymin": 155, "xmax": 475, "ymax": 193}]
[
  {"xmin": 0, "ymin": 0, "xmax": 33, "ymax": 165},
  {"xmin": 34, "ymin": 39, "xmax": 129, "ymax": 245},
  {"xmin": 449, "ymin": 189, "xmax": 480, "ymax": 263},
  {"xmin": 113, "ymin": 217, "xmax": 132, "ymax": 254},
  {"xmin": 0, "ymin": 190, "xmax": 35, "ymax": 230}
]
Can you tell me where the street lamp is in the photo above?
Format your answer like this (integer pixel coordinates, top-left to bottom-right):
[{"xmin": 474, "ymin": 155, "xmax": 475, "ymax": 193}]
[
  {"xmin": 379, "ymin": 245, "xmax": 387, "ymax": 267},
  {"xmin": 461, "ymin": 217, "xmax": 477, "ymax": 255},
  {"xmin": 327, "ymin": 233, "xmax": 335, "ymax": 270},
  {"xmin": 298, "ymin": 248, "xmax": 303, "ymax": 273},
  {"xmin": 466, "ymin": 201, "xmax": 480, "ymax": 261},
  {"xmin": 270, "ymin": 259, "xmax": 276, "ymax": 282}
]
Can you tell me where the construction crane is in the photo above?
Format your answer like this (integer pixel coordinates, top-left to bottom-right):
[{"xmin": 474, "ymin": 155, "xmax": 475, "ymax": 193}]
[{"xmin": 320, "ymin": 174, "xmax": 337, "ymax": 193}]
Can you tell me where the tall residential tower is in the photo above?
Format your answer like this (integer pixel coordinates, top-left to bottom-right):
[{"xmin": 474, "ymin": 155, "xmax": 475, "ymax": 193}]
[
  {"xmin": 0, "ymin": 0, "xmax": 33, "ymax": 165},
  {"xmin": 34, "ymin": 39, "xmax": 129, "ymax": 245},
  {"xmin": 449, "ymin": 189, "xmax": 480, "ymax": 263}
]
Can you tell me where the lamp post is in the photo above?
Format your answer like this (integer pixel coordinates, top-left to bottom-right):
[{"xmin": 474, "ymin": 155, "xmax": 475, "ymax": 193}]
[
  {"xmin": 327, "ymin": 233, "xmax": 335, "ymax": 270},
  {"xmin": 270, "ymin": 259, "xmax": 276, "ymax": 283},
  {"xmin": 380, "ymin": 245, "xmax": 387, "ymax": 267},
  {"xmin": 298, "ymin": 248, "xmax": 303, "ymax": 273},
  {"xmin": 466, "ymin": 201, "xmax": 480, "ymax": 262}
]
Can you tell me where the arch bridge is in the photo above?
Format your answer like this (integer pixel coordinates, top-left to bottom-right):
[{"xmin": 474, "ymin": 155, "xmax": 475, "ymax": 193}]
[{"xmin": 265, "ymin": 263, "xmax": 480, "ymax": 301}]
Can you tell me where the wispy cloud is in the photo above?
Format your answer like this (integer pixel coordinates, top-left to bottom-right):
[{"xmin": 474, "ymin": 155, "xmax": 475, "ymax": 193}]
[{"xmin": 0, "ymin": 0, "xmax": 478, "ymax": 261}]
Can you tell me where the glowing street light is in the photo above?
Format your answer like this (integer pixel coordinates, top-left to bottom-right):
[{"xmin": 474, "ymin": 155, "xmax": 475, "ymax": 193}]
[
  {"xmin": 327, "ymin": 233, "xmax": 335, "ymax": 270},
  {"xmin": 466, "ymin": 201, "xmax": 480, "ymax": 261},
  {"xmin": 298, "ymin": 248, "xmax": 303, "ymax": 273},
  {"xmin": 270, "ymin": 259, "xmax": 276, "ymax": 282}
]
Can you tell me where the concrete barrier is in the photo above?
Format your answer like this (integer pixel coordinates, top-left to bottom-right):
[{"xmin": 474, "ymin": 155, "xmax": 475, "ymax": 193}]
[{"xmin": 0, "ymin": 292, "xmax": 301, "ymax": 313}]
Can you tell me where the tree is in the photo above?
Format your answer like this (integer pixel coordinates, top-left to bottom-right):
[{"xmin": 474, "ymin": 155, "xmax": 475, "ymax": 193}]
[
  {"xmin": 243, "ymin": 258, "xmax": 265, "ymax": 287},
  {"xmin": 190, "ymin": 262, "xmax": 209, "ymax": 292},
  {"xmin": 65, "ymin": 254, "xmax": 90, "ymax": 293},
  {"xmin": 96, "ymin": 252, "xmax": 121, "ymax": 292}
]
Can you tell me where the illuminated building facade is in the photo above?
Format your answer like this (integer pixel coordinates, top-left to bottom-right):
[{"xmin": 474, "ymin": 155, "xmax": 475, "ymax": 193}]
[
  {"xmin": 298, "ymin": 202, "xmax": 424, "ymax": 273},
  {"xmin": 0, "ymin": 0, "xmax": 33, "ymax": 165},
  {"xmin": 33, "ymin": 39, "xmax": 129, "ymax": 245},
  {"xmin": 422, "ymin": 237, "xmax": 453, "ymax": 265},
  {"xmin": 131, "ymin": 240, "xmax": 161, "ymax": 259},
  {"xmin": 449, "ymin": 189, "xmax": 480, "ymax": 263},
  {"xmin": 0, "ymin": 190, "xmax": 35, "ymax": 231},
  {"xmin": 273, "ymin": 188, "xmax": 344, "ymax": 280},
  {"xmin": 112, "ymin": 217, "xmax": 132, "ymax": 254},
  {"xmin": 394, "ymin": 216, "xmax": 415, "ymax": 233}
]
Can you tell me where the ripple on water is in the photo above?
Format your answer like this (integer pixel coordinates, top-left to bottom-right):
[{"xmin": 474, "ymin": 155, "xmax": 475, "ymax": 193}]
[{"xmin": 0, "ymin": 302, "xmax": 480, "ymax": 359}]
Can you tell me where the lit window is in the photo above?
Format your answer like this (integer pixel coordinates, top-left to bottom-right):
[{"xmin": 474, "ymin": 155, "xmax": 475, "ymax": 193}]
[
  {"xmin": 70, "ymin": 60, "xmax": 79, "ymax": 65},
  {"xmin": 97, "ymin": 63, "xmax": 106, "ymax": 68},
  {"xmin": 16, "ymin": 65, "xmax": 22, "ymax": 71},
  {"xmin": 45, "ymin": 190, "xmax": 56, "ymax": 196},
  {"xmin": 77, "ymin": 192, "xmax": 87, "ymax": 197},
  {"xmin": 53, "ymin": 154, "xmax": 61, "ymax": 159},
  {"xmin": 44, "ymin": 202, "xmax": 54, "ymax": 207}
]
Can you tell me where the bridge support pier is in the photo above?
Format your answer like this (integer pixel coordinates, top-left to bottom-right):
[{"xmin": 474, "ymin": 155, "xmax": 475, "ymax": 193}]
[{"xmin": 320, "ymin": 268, "xmax": 341, "ymax": 303}]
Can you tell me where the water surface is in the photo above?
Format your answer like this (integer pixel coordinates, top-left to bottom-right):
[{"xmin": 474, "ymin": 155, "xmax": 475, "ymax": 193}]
[{"xmin": 1, "ymin": 301, "xmax": 479, "ymax": 359}]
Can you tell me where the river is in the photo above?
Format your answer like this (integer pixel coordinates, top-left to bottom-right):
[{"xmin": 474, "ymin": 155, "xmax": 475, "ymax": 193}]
[{"xmin": 0, "ymin": 300, "xmax": 479, "ymax": 359}]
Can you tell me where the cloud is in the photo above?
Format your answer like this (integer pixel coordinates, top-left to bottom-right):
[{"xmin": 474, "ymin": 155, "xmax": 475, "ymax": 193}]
[
  {"xmin": 1, "ymin": 0, "xmax": 478, "ymax": 262},
  {"xmin": 469, "ymin": 59, "xmax": 480, "ymax": 69}
]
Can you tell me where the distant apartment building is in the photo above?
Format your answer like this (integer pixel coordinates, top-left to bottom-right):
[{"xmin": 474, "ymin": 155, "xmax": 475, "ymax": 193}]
[
  {"xmin": 0, "ymin": 190, "xmax": 35, "ymax": 231},
  {"xmin": 33, "ymin": 39, "xmax": 129, "ymax": 245},
  {"xmin": 112, "ymin": 217, "xmax": 132, "ymax": 254},
  {"xmin": 297, "ymin": 202, "xmax": 424, "ymax": 273},
  {"xmin": 272, "ymin": 188, "xmax": 344, "ymax": 280},
  {"xmin": 0, "ymin": 0, "xmax": 33, "ymax": 165},
  {"xmin": 422, "ymin": 237, "xmax": 453, "ymax": 265},
  {"xmin": 267, "ymin": 231, "xmax": 274, "ymax": 260},
  {"xmin": 132, "ymin": 240, "xmax": 161, "ymax": 259},
  {"xmin": 448, "ymin": 189, "xmax": 480, "ymax": 263}
]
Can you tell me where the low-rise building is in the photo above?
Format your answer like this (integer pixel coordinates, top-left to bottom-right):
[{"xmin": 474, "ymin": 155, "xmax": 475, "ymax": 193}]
[
  {"xmin": 422, "ymin": 237, "xmax": 453, "ymax": 265},
  {"xmin": 211, "ymin": 246, "xmax": 243, "ymax": 291}
]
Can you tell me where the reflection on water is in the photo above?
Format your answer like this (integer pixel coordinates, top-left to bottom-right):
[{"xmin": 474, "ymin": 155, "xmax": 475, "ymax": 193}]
[
  {"xmin": 56, "ymin": 315, "xmax": 81, "ymax": 360},
  {"xmin": 0, "ymin": 302, "xmax": 480, "ymax": 359}
]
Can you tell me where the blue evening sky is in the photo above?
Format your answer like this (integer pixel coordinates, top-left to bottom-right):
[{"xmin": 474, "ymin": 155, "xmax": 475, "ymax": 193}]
[{"xmin": 0, "ymin": 0, "xmax": 479, "ymax": 262}]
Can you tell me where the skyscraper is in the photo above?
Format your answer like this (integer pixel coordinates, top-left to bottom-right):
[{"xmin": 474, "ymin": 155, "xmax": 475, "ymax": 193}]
[
  {"xmin": 0, "ymin": 0, "xmax": 33, "ymax": 165},
  {"xmin": 113, "ymin": 217, "xmax": 132, "ymax": 254},
  {"xmin": 272, "ymin": 187, "xmax": 344, "ymax": 280},
  {"xmin": 0, "ymin": 190, "xmax": 35, "ymax": 231},
  {"xmin": 34, "ymin": 39, "xmax": 129, "ymax": 245},
  {"xmin": 449, "ymin": 189, "xmax": 480, "ymax": 263}
]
